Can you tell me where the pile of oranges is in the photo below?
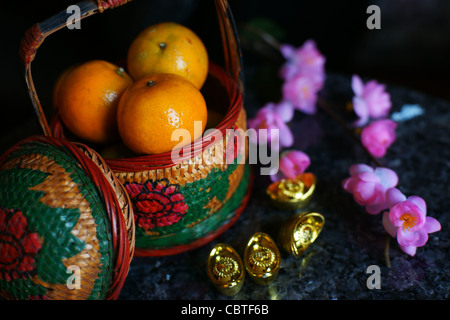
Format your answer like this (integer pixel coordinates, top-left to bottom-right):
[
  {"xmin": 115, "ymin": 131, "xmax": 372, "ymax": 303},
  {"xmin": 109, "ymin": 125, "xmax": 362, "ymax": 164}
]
[{"xmin": 53, "ymin": 22, "xmax": 209, "ymax": 155}]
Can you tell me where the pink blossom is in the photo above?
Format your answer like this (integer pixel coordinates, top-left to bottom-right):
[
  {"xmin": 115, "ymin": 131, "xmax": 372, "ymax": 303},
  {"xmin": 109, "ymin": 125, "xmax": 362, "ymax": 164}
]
[
  {"xmin": 279, "ymin": 40, "xmax": 325, "ymax": 115},
  {"xmin": 282, "ymin": 75, "xmax": 318, "ymax": 114},
  {"xmin": 280, "ymin": 40, "xmax": 326, "ymax": 88},
  {"xmin": 361, "ymin": 119, "xmax": 397, "ymax": 158},
  {"xmin": 247, "ymin": 103, "xmax": 294, "ymax": 150},
  {"xmin": 352, "ymin": 75, "xmax": 392, "ymax": 127},
  {"xmin": 266, "ymin": 100, "xmax": 295, "ymax": 122},
  {"xmin": 270, "ymin": 150, "xmax": 310, "ymax": 181},
  {"xmin": 382, "ymin": 188, "xmax": 441, "ymax": 256},
  {"xmin": 342, "ymin": 164, "xmax": 398, "ymax": 214}
]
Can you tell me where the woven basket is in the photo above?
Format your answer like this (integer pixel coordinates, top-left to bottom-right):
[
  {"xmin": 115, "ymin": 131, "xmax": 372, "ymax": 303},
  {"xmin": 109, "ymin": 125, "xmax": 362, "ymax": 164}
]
[
  {"xmin": 19, "ymin": 0, "xmax": 252, "ymax": 257},
  {"xmin": 0, "ymin": 135, "xmax": 134, "ymax": 300}
]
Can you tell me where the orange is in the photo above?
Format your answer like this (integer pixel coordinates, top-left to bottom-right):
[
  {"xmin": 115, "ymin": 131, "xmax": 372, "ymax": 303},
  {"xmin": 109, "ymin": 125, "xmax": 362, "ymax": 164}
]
[
  {"xmin": 52, "ymin": 64, "xmax": 77, "ymax": 110},
  {"xmin": 127, "ymin": 22, "xmax": 209, "ymax": 89},
  {"xmin": 117, "ymin": 73, "xmax": 208, "ymax": 155},
  {"xmin": 56, "ymin": 60, "xmax": 133, "ymax": 144}
]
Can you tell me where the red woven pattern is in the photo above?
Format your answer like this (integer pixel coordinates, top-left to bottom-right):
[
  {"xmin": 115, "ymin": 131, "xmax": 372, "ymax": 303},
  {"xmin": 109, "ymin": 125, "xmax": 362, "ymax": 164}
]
[
  {"xmin": 97, "ymin": 0, "xmax": 130, "ymax": 12},
  {"xmin": 0, "ymin": 136, "xmax": 132, "ymax": 300},
  {"xmin": 19, "ymin": 24, "xmax": 43, "ymax": 64}
]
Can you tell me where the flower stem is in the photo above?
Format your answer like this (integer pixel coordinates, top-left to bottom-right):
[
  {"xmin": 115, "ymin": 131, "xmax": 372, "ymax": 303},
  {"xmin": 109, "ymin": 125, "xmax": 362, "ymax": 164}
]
[
  {"xmin": 384, "ymin": 234, "xmax": 391, "ymax": 268},
  {"xmin": 243, "ymin": 24, "xmax": 282, "ymax": 51},
  {"xmin": 247, "ymin": 24, "xmax": 392, "ymax": 267}
]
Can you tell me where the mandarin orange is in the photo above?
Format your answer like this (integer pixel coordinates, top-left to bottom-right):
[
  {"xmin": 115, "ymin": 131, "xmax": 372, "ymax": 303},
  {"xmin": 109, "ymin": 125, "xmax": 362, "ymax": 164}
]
[
  {"xmin": 127, "ymin": 22, "xmax": 209, "ymax": 89},
  {"xmin": 117, "ymin": 73, "xmax": 207, "ymax": 155},
  {"xmin": 56, "ymin": 60, "xmax": 133, "ymax": 144},
  {"xmin": 52, "ymin": 64, "xmax": 77, "ymax": 110}
]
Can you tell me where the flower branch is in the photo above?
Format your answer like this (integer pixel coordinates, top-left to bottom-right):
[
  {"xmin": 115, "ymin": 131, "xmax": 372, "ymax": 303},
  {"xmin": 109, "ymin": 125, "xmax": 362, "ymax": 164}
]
[{"xmin": 245, "ymin": 25, "xmax": 442, "ymax": 267}]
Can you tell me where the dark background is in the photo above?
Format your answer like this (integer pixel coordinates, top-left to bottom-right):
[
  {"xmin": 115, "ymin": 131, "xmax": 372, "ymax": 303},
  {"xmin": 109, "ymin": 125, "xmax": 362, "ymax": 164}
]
[
  {"xmin": 0, "ymin": 0, "xmax": 450, "ymax": 152},
  {"xmin": 1, "ymin": 0, "xmax": 449, "ymax": 151},
  {"xmin": 0, "ymin": 0, "xmax": 449, "ymax": 301}
]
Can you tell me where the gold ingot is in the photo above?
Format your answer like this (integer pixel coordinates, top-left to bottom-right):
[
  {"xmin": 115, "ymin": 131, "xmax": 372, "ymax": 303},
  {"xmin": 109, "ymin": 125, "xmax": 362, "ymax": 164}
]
[
  {"xmin": 207, "ymin": 243, "xmax": 245, "ymax": 296},
  {"xmin": 278, "ymin": 212, "xmax": 325, "ymax": 257},
  {"xmin": 244, "ymin": 232, "xmax": 281, "ymax": 285},
  {"xmin": 266, "ymin": 173, "xmax": 316, "ymax": 210}
]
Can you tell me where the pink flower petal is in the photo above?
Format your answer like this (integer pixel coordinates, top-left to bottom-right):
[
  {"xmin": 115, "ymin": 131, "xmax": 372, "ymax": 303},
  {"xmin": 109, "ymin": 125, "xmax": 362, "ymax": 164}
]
[
  {"xmin": 274, "ymin": 101, "xmax": 294, "ymax": 122},
  {"xmin": 361, "ymin": 119, "xmax": 397, "ymax": 158},
  {"xmin": 349, "ymin": 163, "xmax": 373, "ymax": 176},
  {"xmin": 354, "ymin": 181, "xmax": 377, "ymax": 204},
  {"xmin": 374, "ymin": 167, "xmax": 398, "ymax": 188},
  {"xmin": 386, "ymin": 188, "xmax": 406, "ymax": 208},
  {"xmin": 278, "ymin": 124, "xmax": 294, "ymax": 148},
  {"xmin": 282, "ymin": 74, "xmax": 318, "ymax": 114},
  {"xmin": 342, "ymin": 176, "xmax": 358, "ymax": 193},
  {"xmin": 424, "ymin": 217, "xmax": 441, "ymax": 234},
  {"xmin": 397, "ymin": 228, "xmax": 421, "ymax": 247},
  {"xmin": 408, "ymin": 196, "xmax": 427, "ymax": 215},
  {"xmin": 352, "ymin": 98, "xmax": 369, "ymax": 127},
  {"xmin": 399, "ymin": 245, "xmax": 417, "ymax": 256},
  {"xmin": 279, "ymin": 157, "xmax": 295, "ymax": 179},
  {"xmin": 351, "ymin": 75, "xmax": 364, "ymax": 96},
  {"xmin": 280, "ymin": 44, "xmax": 295, "ymax": 60},
  {"xmin": 399, "ymin": 228, "xmax": 429, "ymax": 248},
  {"xmin": 279, "ymin": 150, "xmax": 310, "ymax": 178},
  {"xmin": 351, "ymin": 75, "xmax": 392, "ymax": 126},
  {"xmin": 357, "ymin": 171, "xmax": 380, "ymax": 183}
]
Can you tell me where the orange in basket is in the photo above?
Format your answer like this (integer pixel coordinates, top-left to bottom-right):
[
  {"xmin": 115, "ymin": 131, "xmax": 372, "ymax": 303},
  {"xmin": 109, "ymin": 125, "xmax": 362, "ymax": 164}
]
[
  {"xmin": 52, "ymin": 64, "xmax": 76, "ymax": 110},
  {"xmin": 127, "ymin": 22, "xmax": 209, "ymax": 89},
  {"xmin": 117, "ymin": 73, "xmax": 208, "ymax": 155},
  {"xmin": 56, "ymin": 60, "xmax": 133, "ymax": 144}
]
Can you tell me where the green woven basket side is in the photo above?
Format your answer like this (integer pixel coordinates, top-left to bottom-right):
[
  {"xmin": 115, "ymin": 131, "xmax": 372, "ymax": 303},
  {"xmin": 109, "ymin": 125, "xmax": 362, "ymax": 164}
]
[{"xmin": 0, "ymin": 141, "xmax": 114, "ymax": 299}]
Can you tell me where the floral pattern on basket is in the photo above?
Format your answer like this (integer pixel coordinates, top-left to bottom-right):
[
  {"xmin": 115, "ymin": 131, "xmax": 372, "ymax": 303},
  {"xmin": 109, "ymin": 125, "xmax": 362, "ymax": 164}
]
[
  {"xmin": 0, "ymin": 208, "xmax": 42, "ymax": 281},
  {"xmin": 0, "ymin": 141, "xmax": 120, "ymax": 300},
  {"xmin": 125, "ymin": 179, "xmax": 188, "ymax": 231}
]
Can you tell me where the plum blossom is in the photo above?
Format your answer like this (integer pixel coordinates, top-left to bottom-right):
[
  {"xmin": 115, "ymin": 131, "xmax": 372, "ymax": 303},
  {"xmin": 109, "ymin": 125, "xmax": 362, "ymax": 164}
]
[
  {"xmin": 280, "ymin": 40, "xmax": 325, "ymax": 87},
  {"xmin": 361, "ymin": 119, "xmax": 397, "ymax": 158},
  {"xmin": 247, "ymin": 102, "xmax": 294, "ymax": 150},
  {"xmin": 342, "ymin": 164, "xmax": 398, "ymax": 214},
  {"xmin": 279, "ymin": 40, "xmax": 326, "ymax": 115},
  {"xmin": 382, "ymin": 188, "xmax": 441, "ymax": 256},
  {"xmin": 282, "ymin": 75, "xmax": 319, "ymax": 114},
  {"xmin": 270, "ymin": 150, "xmax": 311, "ymax": 182},
  {"xmin": 352, "ymin": 75, "xmax": 392, "ymax": 127}
]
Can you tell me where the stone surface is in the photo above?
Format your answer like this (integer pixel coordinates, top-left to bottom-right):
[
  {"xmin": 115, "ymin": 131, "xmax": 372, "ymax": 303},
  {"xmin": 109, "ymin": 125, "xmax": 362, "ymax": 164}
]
[{"xmin": 118, "ymin": 72, "xmax": 450, "ymax": 300}]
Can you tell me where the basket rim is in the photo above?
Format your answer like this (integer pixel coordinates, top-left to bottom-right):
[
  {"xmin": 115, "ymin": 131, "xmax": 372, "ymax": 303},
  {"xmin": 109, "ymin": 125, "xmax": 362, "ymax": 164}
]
[
  {"xmin": 20, "ymin": 0, "xmax": 244, "ymax": 142},
  {"xmin": 0, "ymin": 135, "xmax": 133, "ymax": 300},
  {"xmin": 103, "ymin": 62, "xmax": 243, "ymax": 171},
  {"xmin": 52, "ymin": 62, "xmax": 244, "ymax": 171},
  {"xmin": 133, "ymin": 165, "xmax": 254, "ymax": 257}
]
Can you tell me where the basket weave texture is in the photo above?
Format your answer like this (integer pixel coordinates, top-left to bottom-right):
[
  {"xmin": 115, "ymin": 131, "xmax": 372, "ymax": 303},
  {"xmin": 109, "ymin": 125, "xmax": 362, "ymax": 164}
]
[
  {"xmin": 18, "ymin": 0, "xmax": 250, "ymax": 257},
  {"xmin": 0, "ymin": 136, "xmax": 134, "ymax": 300}
]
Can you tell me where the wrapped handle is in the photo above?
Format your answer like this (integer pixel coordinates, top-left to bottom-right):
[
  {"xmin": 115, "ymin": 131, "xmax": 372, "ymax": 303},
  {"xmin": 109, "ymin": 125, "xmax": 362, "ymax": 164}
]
[
  {"xmin": 19, "ymin": 0, "xmax": 243, "ymax": 138},
  {"xmin": 19, "ymin": 0, "xmax": 130, "ymax": 136},
  {"xmin": 215, "ymin": 0, "xmax": 244, "ymax": 93}
]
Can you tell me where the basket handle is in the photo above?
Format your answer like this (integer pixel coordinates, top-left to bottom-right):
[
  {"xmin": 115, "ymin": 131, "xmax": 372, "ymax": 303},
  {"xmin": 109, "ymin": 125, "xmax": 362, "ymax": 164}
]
[
  {"xmin": 19, "ymin": 0, "xmax": 243, "ymax": 137},
  {"xmin": 19, "ymin": 0, "xmax": 130, "ymax": 136},
  {"xmin": 214, "ymin": 0, "xmax": 244, "ymax": 93}
]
